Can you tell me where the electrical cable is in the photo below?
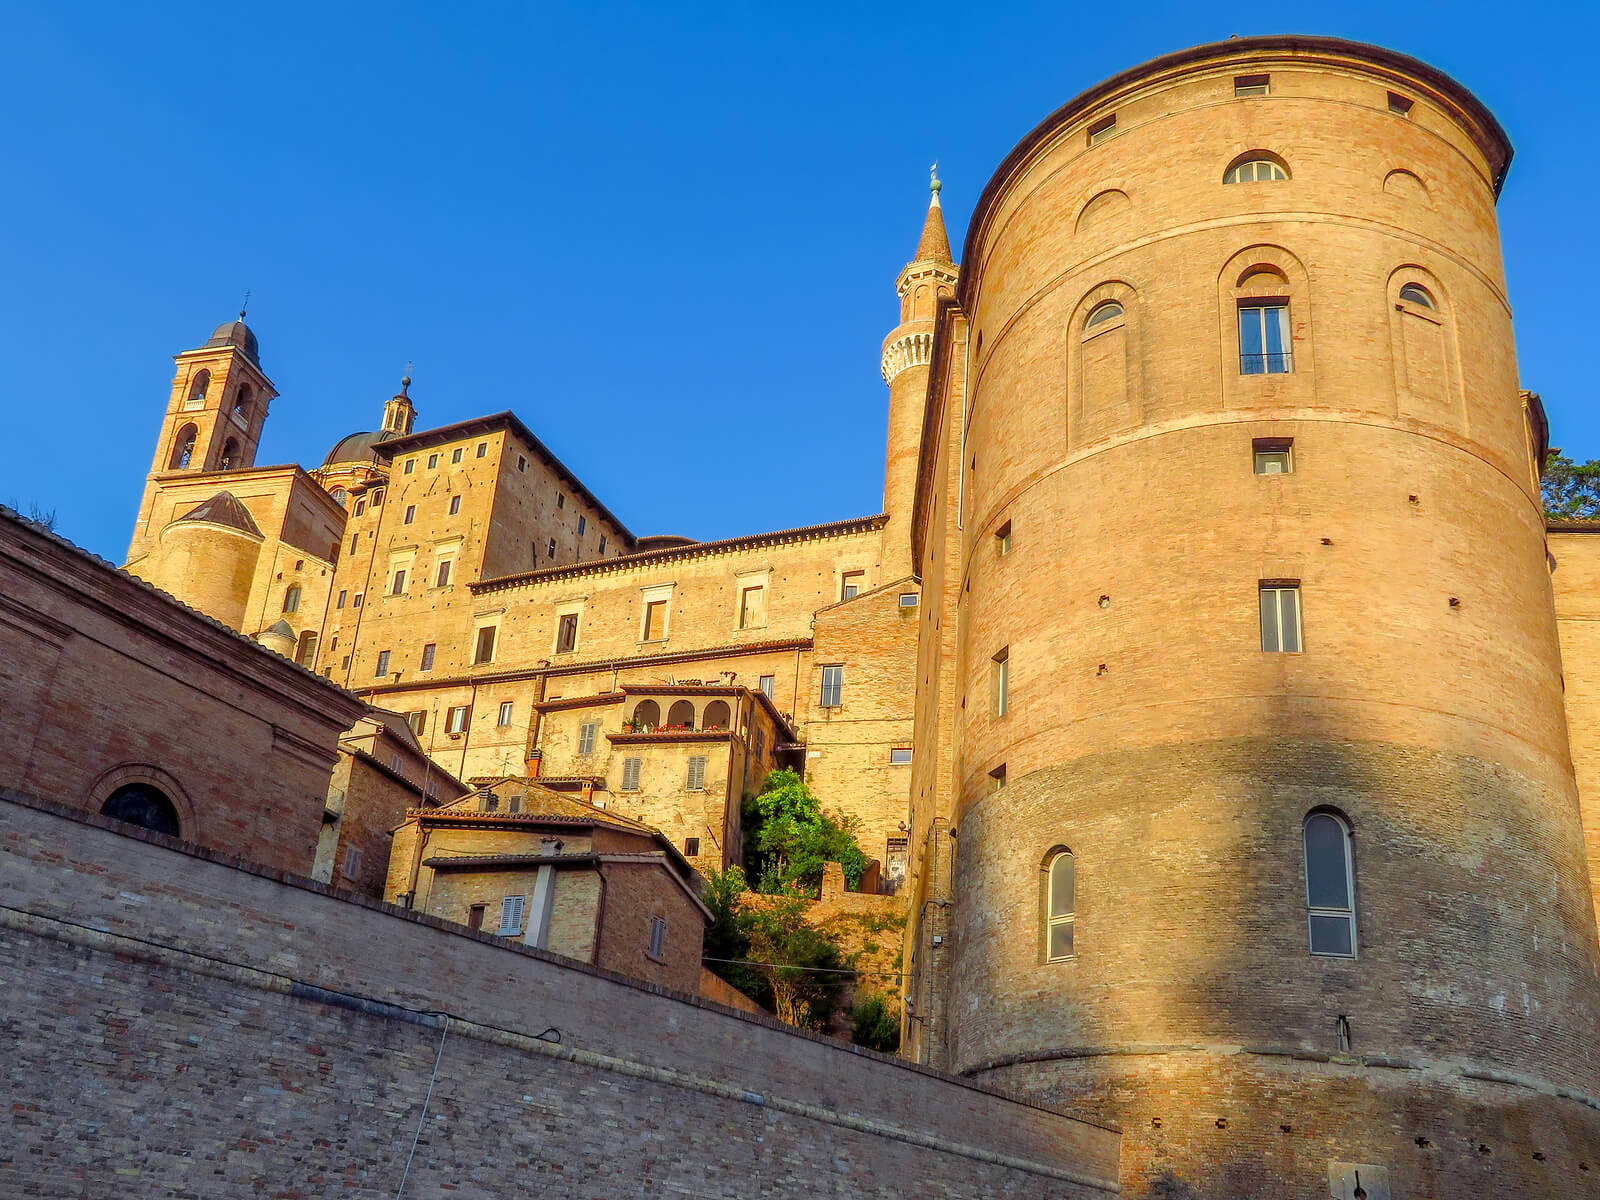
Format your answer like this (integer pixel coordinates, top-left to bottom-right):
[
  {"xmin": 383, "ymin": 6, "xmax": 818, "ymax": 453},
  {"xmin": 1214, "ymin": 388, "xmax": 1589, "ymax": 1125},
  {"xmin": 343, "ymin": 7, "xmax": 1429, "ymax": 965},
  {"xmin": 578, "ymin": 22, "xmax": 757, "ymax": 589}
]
[{"xmin": 393, "ymin": 1015, "xmax": 450, "ymax": 1200}]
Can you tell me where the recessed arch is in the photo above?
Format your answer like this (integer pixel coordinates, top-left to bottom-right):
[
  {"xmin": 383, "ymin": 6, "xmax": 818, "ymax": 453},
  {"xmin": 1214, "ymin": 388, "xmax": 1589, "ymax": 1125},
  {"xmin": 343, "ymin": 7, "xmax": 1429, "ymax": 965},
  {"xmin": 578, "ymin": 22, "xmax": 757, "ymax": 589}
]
[
  {"xmin": 1236, "ymin": 264, "xmax": 1288, "ymax": 289},
  {"xmin": 631, "ymin": 699, "xmax": 661, "ymax": 730},
  {"xmin": 219, "ymin": 438, "xmax": 242, "ymax": 470},
  {"xmin": 1075, "ymin": 188, "xmax": 1129, "ymax": 233},
  {"xmin": 233, "ymin": 383, "xmax": 254, "ymax": 421},
  {"xmin": 667, "ymin": 699, "xmax": 696, "ymax": 729},
  {"xmin": 1383, "ymin": 168, "xmax": 1431, "ymax": 206},
  {"xmin": 88, "ymin": 763, "xmax": 196, "ymax": 842},
  {"xmin": 169, "ymin": 423, "xmax": 199, "ymax": 469},
  {"xmin": 185, "ymin": 369, "xmax": 211, "ymax": 409},
  {"xmin": 1218, "ymin": 245, "xmax": 1313, "ymax": 386},
  {"xmin": 101, "ymin": 784, "xmax": 180, "ymax": 837},
  {"xmin": 1067, "ymin": 280, "xmax": 1141, "ymax": 449},
  {"xmin": 703, "ymin": 699, "xmax": 731, "ymax": 730},
  {"xmin": 1223, "ymin": 151, "xmax": 1290, "ymax": 183},
  {"xmin": 1398, "ymin": 282, "xmax": 1435, "ymax": 309}
]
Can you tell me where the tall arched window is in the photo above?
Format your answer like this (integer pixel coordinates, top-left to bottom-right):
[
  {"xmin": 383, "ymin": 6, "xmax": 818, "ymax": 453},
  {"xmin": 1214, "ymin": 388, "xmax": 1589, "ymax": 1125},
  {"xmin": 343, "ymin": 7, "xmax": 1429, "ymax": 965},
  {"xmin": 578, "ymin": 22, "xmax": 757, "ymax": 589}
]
[
  {"xmin": 169, "ymin": 424, "xmax": 198, "ymax": 469},
  {"xmin": 283, "ymin": 584, "xmax": 301, "ymax": 614},
  {"xmin": 1043, "ymin": 848, "xmax": 1076, "ymax": 961},
  {"xmin": 1303, "ymin": 812, "xmax": 1356, "ymax": 957},
  {"xmin": 233, "ymin": 384, "xmax": 254, "ymax": 421},
  {"xmin": 330, "ymin": 488, "xmax": 348, "ymax": 508},
  {"xmin": 667, "ymin": 699, "xmax": 696, "ymax": 730},
  {"xmin": 219, "ymin": 438, "xmax": 241, "ymax": 470},
  {"xmin": 703, "ymin": 699, "xmax": 731, "ymax": 729},
  {"xmin": 101, "ymin": 784, "xmax": 180, "ymax": 838},
  {"xmin": 631, "ymin": 699, "xmax": 660, "ymax": 730},
  {"xmin": 185, "ymin": 369, "xmax": 210, "ymax": 410}
]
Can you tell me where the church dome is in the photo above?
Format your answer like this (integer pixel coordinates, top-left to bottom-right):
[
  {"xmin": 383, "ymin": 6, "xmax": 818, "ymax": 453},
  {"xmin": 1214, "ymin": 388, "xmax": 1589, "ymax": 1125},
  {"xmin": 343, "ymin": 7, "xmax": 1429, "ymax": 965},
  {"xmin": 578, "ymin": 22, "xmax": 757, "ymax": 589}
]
[
  {"xmin": 205, "ymin": 319, "xmax": 260, "ymax": 364},
  {"xmin": 323, "ymin": 429, "xmax": 398, "ymax": 466}
]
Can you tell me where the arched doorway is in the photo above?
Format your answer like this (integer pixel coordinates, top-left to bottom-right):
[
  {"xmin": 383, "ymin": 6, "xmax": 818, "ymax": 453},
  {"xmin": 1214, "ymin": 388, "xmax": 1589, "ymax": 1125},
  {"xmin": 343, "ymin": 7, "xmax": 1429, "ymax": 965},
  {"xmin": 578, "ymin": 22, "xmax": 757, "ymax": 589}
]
[
  {"xmin": 703, "ymin": 700, "xmax": 731, "ymax": 730},
  {"xmin": 667, "ymin": 700, "xmax": 696, "ymax": 730},
  {"xmin": 631, "ymin": 699, "xmax": 660, "ymax": 731},
  {"xmin": 100, "ymin": 783, "xmax": 180, "ymax": 837}
]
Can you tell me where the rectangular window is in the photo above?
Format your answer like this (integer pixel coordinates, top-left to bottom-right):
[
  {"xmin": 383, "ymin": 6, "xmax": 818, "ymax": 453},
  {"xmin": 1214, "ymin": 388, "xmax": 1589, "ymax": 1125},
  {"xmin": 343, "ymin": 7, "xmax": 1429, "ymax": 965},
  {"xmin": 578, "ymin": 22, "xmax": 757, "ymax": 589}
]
[
  {"xmin": 435, "ymin": 559, "xmax": 452, "ymax": 587},
  {"xmin": 476, "ymin": 442, "xmax": 488, "ymax": 458},
  {"xmin": 578, "ymin": 721, "xmax": 598, "ymax": 755},
  {"xmin": 474, "ymin": 626, "xmax": 497, "ymax": 665},
  {"xmin": 451, "ymin": 447, "xmax": 464, "ymax": 464},
  {"xmin": 420, "ymin": 643, "xmax": 436, "ymax": 671},
  {"xmin": 1253, "ymin": 437, "xmax": 1294, "ymax": 474},
  {"xmin": 684, "ymin": 837, "xmax": 700, "ymax": 857},
  {"xmin": 754, "ymin": 729, "xmax": 765, "ymax": 759},
  {"xmin": 686, "ymin": 755, "xmax": 707, "ymax": 790},
  {"xmin": 354, "ymin": 498, "xmax": 367, "ymax": 516},
  {"xmin": 1087, "ymin": 114, "xmax": 1116, "ymax": 145},
  {"xmin": 643, "ymin": 600, "xmax": 668, "ymax": 641},
  {"xmin": 890, "ymin": 747, "xmax": 913, "ymax": 765},
  {"xmin": 375, "ymin": 650, "xmax": 391, "ymax": 677},
  {"xmin": 841, "ymin": 571, "xmax": 864, "ymax": 601},
  {"xmin": 1260, "ymin": 583, "xmax": 1303, "ymax": 653},
  {"xmin": 405, "ymin": 710, "xmax": 427, "ymax": 736},
  {"xmin": 898, "ymin": 592, "xmax": 918, "ymax": 607},
  {"xmin": 517, "ymin": 454, "xmax": 527, "ymax": 472},
  {"xmin": 556, "ymin": 613, "xmax": 579, "ymax": 654},
  {"xmin": 404, "ymin": 504, "xmax": 416, "ymax": 524},
  {"xmin": 1239, "ymin": 303, "xmax": 1292, "ymax": 374},
  {"xmin": 759, "ymin": 674, "xmax": 775, "ymax": 699},
  {"xmin": 546, "ymin": 537, "xmax": 557, "ymax": 558},
  {"xmin": 497, "ymin": 894, "xmax": 526, "ymax": 936},
  {"xmin": 449, "ymin": 495, "xmax": 462, "ymax": 515},
  {"xmin": 992, "ymin": 647, "xmax": 1010, "ymax": 718},
  {"xmin": 820, "ymin": 665, "xmax": 844, "ymax": 708},
  {"xmin": 599, "ymin": 535, "xmax": 607, "ymax": 553},
  {"xmin": 427, "ymin": 453, "xmax": 439, "ymax": 469},
  {"xmin": 621, "ymin": 756, "xmax": 642, "ymax": 791},
  {"xmin": 371, "ymin": 489, "xmax": 383, "ymax": 507},
  {"xmin": 343, "ymin": 846, "xmax": 361, "ymax": 878},
  {"xmin": 353, "ymin": 592, "xmax": 364, "ymax": 608},
  {"xmin": 1388, "ymin": 91, "xmax": 1413, "ymax": 116},
  {"xmin": 337, "ymin": 590, "xmax": 347, "ymax": 609},
  {"xmin": 446, "ymin": 704, "xmax": 470, "ymax": 733},
  {"xmin": 739, "ymin": 585, "xmax": 766, "ymax": 629},
  {"xmin": 467, "ymin": 903, "xmax": 485, "ymax": 930},
  {"xmin": 404, "ymin": 459, "xmax": 416, "ymax": 475},
  {"xmin": 996, "ymin": 520, "xmax": 1013, "ymax": 555},
  {"xmin": 497, "ymin": 701, "xmax": 514, "ymax": 726},
  {"xmin": 1234, "ymin": 73, "xmax": 1270, "ymax": 97},
  {"xmin": 577, "ymin": 515, "xmax": 587, "ymax": 536},
  {"xmin": 350, "ymin": 534, "xmax": 359, "ymax": 555},
  {"xmin": 391, "ymin": 569, "xmax": 406, "ymax": 595},
  {"xmin": 648, "ymin": 915, "xmax": 666, "ymax": 960},
  {"xmin": 556, "ymin": 493, "xmax": 566, "ymax": 509}
]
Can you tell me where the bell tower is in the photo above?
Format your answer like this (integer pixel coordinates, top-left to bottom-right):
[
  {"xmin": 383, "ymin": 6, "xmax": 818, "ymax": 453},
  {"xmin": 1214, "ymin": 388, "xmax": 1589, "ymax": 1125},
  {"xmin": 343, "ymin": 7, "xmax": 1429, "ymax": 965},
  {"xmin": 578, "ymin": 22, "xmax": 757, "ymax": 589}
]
[
  {"xmin": 880, "ymin": 169, "xmax": 958, "ymax": 582},
  {"xmin": 127, "ymin": 313, "xmax": 276, "ymax": 566}
]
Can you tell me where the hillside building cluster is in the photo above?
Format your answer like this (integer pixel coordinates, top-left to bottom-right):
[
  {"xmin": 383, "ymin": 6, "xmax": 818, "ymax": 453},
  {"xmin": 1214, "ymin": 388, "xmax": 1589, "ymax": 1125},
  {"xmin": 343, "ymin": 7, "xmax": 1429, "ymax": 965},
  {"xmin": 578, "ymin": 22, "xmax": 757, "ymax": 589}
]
[{"xmin": 8, "ymin": 34, "xmax": 1600, "ymax": 1198}]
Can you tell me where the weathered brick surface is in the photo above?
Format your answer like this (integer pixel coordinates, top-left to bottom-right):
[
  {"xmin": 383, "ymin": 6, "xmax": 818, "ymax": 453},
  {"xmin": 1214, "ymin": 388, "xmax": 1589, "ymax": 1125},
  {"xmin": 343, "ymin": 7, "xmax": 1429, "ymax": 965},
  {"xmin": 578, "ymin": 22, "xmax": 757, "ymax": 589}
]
[{"xmin": 0, "ymin": 795, "xmax": 1120, "ymax": 1198}]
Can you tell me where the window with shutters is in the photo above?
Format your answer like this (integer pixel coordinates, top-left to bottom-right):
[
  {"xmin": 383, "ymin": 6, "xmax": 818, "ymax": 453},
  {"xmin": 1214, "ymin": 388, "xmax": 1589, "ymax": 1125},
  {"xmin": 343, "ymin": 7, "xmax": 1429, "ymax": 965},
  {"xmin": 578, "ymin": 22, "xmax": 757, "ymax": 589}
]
[
  {"xmin": 497, "ymin": 894, "xmax": 526, "ymax": 936},
  {"xmin": 446, "ymin": 705, "xmax": 470, "ymax": 734},
  {"xmin": 420, "ymin": 643, "xmax": 436, "ymax": 671},
  {"xmin": 648, "ymin": 915, "xmax": 667, "ymax": 960},
  {"xmin": 621, "ymin": 757, "xmax": 642, "ymax": 790},
  {"xmin": 754, "ymin": 729, "xmax": 765, "ymax": 759},
  {"xmin": 405, "ymin": 710, "xmax": 427, "ymax": 736},
  {"xmin": 686, "ymin": 756, "xmax": 707, "ymax": 790},
  {"xmin": 556, "ymin": 613, "xmax": 579, "ymax": 654},
  {"xmin": 578, "ymin": 722, "xmax": 598, "ymax": 755},
  {"xmin": 474, "ymin": 625, "xmax": 497, "ymax": 665},
  {"xmin": 1259, "ymin": 583, "xmax": 1302, "ymax": 652},
  {"xmin": 820, "ymin": 665, "xmax": 844, "ymax": 707}
]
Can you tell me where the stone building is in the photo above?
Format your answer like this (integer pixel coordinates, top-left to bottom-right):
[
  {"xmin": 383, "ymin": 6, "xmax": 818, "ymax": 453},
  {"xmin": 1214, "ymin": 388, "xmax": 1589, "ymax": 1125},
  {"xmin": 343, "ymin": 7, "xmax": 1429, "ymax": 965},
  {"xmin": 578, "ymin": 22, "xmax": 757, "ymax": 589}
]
[{"xmin": 98, "ymin": 32, "xmax": 1600, "ymax": 1197}]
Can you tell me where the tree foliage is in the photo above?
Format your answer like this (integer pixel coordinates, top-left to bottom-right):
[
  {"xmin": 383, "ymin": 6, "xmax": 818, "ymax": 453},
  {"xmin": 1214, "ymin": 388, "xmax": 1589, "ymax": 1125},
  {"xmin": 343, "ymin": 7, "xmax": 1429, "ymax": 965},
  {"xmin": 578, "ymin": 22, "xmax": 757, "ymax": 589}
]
[
  {"xmin": 1543, "ymin": 453, "xmax": 1600, "ymax": 521},
  {"xmin": 741, "ymin": 768, "xmax": 869, "ymax": 896},
  {"xmin": 742, "ymin": 884, "xmax": 854, "ymax": 1029},
  {"xmin": 848, "ymin": 992, "xmax": 902, "ymax": 1054},
  {"xmin": 700, "ymin": 865, "xmax": 764, "ymax": 1001}
]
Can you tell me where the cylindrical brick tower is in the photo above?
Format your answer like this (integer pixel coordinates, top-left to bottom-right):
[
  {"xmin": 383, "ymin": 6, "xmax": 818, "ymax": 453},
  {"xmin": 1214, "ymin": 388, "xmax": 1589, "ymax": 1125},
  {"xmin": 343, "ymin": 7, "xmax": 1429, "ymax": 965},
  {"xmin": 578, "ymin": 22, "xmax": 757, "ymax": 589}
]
[
  {"xmin": 147, "ymin": 492, "xmax": 264, "ymax": 630},
  {"xmin": 940, "ymin": 36, "xmax": 1600, "ymax": 1197}
]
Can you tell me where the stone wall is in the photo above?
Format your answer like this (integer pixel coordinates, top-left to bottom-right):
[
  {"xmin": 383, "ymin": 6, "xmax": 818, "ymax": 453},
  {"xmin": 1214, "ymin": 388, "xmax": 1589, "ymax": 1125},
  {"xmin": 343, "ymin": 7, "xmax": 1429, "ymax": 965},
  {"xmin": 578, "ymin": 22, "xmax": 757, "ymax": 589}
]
[{"xmin": 0, "ymin": 793, "xmax": 1118, "ymax": 1198}]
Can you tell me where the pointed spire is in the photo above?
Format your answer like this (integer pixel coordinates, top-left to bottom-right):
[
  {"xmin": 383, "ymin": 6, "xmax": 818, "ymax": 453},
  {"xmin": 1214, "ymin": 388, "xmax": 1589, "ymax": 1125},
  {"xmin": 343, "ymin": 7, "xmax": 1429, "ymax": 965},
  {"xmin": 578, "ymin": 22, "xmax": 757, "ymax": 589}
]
[{"xmin": 914, "ymin": 162, "xmax": 953, "ymax": 264}]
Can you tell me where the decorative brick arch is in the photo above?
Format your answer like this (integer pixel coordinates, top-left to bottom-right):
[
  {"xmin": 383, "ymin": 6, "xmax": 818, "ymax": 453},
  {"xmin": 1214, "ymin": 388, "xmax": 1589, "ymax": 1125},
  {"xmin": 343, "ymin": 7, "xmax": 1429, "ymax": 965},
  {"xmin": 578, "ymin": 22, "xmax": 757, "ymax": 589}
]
[{"xmin": 87, "ymin": 762, "xmax": 198, "ymax": 843}]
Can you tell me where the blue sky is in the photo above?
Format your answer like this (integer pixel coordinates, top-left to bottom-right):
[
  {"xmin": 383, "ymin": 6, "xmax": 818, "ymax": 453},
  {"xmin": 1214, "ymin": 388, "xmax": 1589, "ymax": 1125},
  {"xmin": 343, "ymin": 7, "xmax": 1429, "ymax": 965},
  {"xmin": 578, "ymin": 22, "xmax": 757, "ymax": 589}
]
[{"xmin": 2, "ymin": 3, "xmax": 1596, "ymax": 559}]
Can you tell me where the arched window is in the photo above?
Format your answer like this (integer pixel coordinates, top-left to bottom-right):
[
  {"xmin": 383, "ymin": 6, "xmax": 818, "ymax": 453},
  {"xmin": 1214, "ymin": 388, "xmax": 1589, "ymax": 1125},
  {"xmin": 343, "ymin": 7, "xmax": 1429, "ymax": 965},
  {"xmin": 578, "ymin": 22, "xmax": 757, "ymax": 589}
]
[
  {"xmin": 667, "ymin": 699, "xmax": 696, "ymax": 730},
  {"xmin": 219, "ymin": 438, "xmax": 241, "ymax": 470},
  {"xmin": 1303, "ymin": 812, "xmax": 1356, "ymax": 957},
  {"xmin": 283, "ymin": 584, "xmax": 301, "ymax": 614},
  {"xmin": 295, "ymin": 630, "xmax": 318, "ymax": 666},
  {"xmin": 1224, "ymin": 156, "xmax": 1289, "ymax": 184},
  {"xmin": 1398, "ymin": 283, "xmax": 1435, "ymax": 309},
  {"xmin": 1084, "ymin": 301, "xmax": 1124, "ymax": 333},
  {"xmin": 169, "ymin": 424, "xmax": 198, "ymax": 469},
  {"xmin": 703, "ymin": 700, "xmax": 731, "ymax": 730},
  {"xmin": 185, "ymin": 369, "xmax": 210, "ymax": 410},
  {"xmin": 631, "ymin": 699, "xmax": 660, "ymax": 731},
  {"xmin": 101, "ymin": 784, "xmax": 180, "ymax": 838},
  {"xmin": 330, "ymin": 488, "xmax": 348, "ymax": 508},
  {"xmin": 1043, "ymin": 848, "xmax": 1076, "ymax": 961},
  {"xmin": 233, "ymin": 384, "xmax": 254, "ymax": 421}
]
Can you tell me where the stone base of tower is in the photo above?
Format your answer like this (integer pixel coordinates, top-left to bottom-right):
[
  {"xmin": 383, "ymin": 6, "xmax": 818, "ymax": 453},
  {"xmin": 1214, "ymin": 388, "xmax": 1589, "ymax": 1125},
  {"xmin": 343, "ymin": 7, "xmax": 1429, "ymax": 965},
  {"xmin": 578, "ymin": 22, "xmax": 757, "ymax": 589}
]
[{"xmin": 965, "ymin": 1052, "xmax": 1600, "ymax": 1198}]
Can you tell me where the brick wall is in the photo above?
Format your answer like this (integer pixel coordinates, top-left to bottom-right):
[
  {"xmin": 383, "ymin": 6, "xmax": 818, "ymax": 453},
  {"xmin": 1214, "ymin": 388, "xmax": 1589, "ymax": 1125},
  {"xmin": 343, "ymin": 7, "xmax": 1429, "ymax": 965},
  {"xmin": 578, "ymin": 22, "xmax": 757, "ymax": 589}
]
[{"xmin": 0, "ymin": 794, "xmax": 1119, "ymax": 1198}]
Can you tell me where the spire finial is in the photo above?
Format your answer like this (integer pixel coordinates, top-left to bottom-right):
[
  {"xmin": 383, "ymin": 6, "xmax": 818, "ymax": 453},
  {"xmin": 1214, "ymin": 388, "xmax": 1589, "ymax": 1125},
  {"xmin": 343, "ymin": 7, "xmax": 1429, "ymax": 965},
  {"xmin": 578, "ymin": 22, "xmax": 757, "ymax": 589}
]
[
  {"xmin": 930, "ymin": 160, "xmax": 942, "ymax": 197},
  {"xmin": 239, "ymin": 289, "xmax": 251, "ymax": 321},
  {"xmin": 401, "ymin": 361, "xmax": 413, "ymax": 396}
]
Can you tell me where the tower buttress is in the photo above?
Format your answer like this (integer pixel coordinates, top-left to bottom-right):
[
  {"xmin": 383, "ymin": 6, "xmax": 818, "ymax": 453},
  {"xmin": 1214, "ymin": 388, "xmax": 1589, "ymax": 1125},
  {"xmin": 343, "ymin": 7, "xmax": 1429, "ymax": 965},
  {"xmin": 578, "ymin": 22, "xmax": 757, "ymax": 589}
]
[{"xmin": 880, "ymin": 170, "xmax": 958, "ymax": 582}]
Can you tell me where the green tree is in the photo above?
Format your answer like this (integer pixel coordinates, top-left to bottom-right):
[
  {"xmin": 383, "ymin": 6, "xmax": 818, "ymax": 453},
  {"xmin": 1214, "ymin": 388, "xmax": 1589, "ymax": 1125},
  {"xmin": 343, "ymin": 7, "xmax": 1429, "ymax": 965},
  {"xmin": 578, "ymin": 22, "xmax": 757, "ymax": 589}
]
[
  {"xmin": 1542, "ymin": 453, "xmax": 1600, "ymax": 520},
  {"xmin": 848, "ymin": 992, "xmax": 902, "ymax": 1054},
  {"xmin": 743, "ymin": 768, "xmax": 869, "ymax": 896},
  {"xmin": 699, "ymin": 866, "xmax": 764, "ymax": 1002},
  {"xmin": 742, "ymin": 884, "xmax": 854, "ymax": 1029}
]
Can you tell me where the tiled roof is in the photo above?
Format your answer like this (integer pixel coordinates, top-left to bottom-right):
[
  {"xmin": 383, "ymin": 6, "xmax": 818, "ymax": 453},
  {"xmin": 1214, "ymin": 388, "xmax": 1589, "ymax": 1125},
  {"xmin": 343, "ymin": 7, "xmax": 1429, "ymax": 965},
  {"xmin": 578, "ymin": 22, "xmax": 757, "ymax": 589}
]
[{"xmin": 172, "ymin": 491, "xmax": 262, "ymax": 537}]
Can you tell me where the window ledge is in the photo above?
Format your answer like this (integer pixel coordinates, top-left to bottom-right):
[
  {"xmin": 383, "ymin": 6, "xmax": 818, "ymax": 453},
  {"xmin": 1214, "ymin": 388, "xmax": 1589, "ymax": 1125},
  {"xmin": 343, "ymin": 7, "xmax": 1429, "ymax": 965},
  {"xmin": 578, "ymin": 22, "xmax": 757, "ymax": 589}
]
[{"xmin": 644, "ymin": 951, "xmax": 667, "ymax": 965}]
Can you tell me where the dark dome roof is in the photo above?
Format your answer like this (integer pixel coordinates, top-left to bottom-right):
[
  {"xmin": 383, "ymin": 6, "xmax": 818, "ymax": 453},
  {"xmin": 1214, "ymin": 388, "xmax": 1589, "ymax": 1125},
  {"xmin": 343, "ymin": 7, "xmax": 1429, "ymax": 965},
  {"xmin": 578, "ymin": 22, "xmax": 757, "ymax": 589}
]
[
  {"xmin": 323, "ymin": 429, "xmax": 398, "ymax": 466},
  {"xmin": 172, "ymin": 491, "xmax": 263, "ymax": 537},
  {"xmin": 206, "ymin": 319, "xmax": 260, "ymax": 364}
]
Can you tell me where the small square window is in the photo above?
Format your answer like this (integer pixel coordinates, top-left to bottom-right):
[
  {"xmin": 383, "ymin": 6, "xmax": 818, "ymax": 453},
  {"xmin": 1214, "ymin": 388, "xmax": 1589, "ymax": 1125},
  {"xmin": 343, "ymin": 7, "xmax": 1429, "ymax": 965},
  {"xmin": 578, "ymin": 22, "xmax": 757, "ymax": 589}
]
[
  {"xmin": 427, "ymin": 453, "xmax": 439, "ymax": 469},
  {"xmin": 684, "ymin": 837, "xmax": 701, "ymax": 857},
  {"xmin": 1253, "ymin": 437, "xmax": 1294, "ymax": 474},
  {"xmin": 451, "ymin": 447, "xmax": 464, "ymax": 464},
  {"xmin": 898, "ymin": 592, "xmax": 918, "ymax": 607},
  {"xmin": 996, "ymin": 520, "xmax": 1013, "ymax": 555},
  {"xmin": 497, "ymin": 701, "xmax": 514, "ymax": 726},
  {"xmin": 476, "ymin": 442, "xmax": 488, "ymax": 458},
  {"xmin": 1234, "ymin": 73, "xmax": 1270, "ymax": 97},
  {"xmin": 449, "ymin": 495, "xmax": 462, "ymax": 516},
  {"xmin": 353, "ymin": 592, "xmax": 364, "ymax": 608},
  {"xmin": 1087, "ymin": 114, "xmax": 1116, "ymax": 145},
  {"xmin": 890, "ymin": 747, "xmax": 913, "ymax": 765},
  {"xmin": 1388, "ymin": 91, "xmax": 1413, "ymax": 116},
  {"xmin": 404, "ymin": 459, "xmax": 416, "ymax": 475},
  {"xmin": 517, "ymin": 454, "xmax": 527, "ymax": 472}
]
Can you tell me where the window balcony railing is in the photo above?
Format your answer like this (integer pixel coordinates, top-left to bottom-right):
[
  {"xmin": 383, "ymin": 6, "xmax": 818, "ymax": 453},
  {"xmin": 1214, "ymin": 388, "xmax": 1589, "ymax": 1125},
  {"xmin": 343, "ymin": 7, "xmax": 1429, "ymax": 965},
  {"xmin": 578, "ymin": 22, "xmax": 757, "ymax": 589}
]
[{"xmin": 1240, "ymin": 352, "xmax": 1294, "ymax": 375}]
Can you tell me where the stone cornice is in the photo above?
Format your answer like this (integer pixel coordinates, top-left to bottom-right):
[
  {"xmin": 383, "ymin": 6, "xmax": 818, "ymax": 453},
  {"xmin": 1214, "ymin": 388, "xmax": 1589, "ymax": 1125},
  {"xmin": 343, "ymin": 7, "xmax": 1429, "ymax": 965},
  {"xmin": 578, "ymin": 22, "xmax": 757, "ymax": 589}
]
[{"xmin": 882, "ymin": 330, "xmax": 935, "ymax": 385}]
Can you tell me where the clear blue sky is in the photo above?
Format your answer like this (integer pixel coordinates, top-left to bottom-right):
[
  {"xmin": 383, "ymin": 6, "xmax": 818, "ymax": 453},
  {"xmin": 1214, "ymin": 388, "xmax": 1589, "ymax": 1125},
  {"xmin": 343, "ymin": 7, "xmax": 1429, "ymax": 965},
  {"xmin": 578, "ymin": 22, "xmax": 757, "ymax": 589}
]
[{"xmin": 3, "ymin": 3, "xmax": 1596, "ymax": 560}]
